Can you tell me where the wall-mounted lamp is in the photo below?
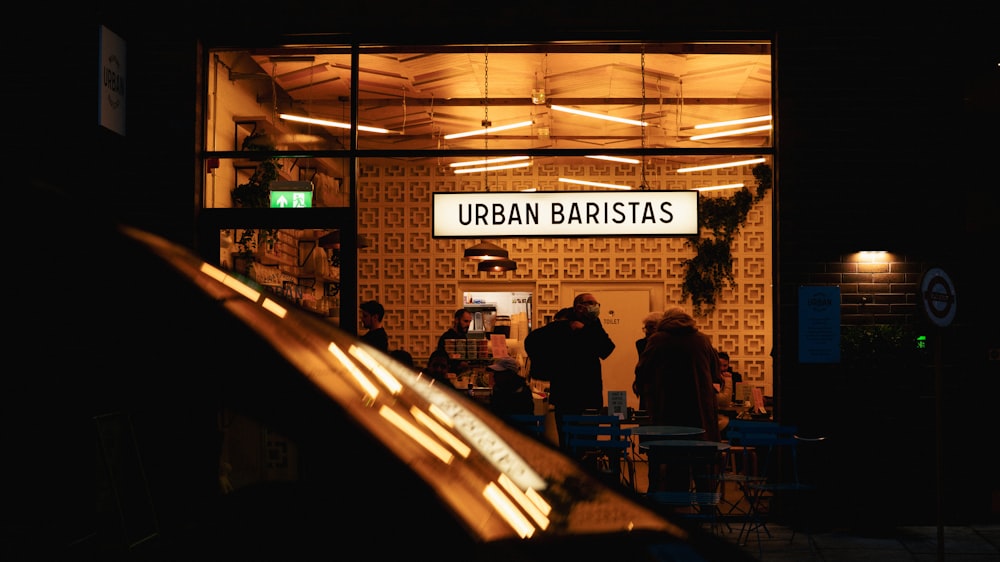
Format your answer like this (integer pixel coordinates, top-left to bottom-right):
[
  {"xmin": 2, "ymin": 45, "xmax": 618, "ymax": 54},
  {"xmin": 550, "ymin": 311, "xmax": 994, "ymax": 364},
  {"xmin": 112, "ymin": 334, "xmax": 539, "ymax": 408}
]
[
  {"xmin": 464, "ymin": 240, "xmax": 509, "ymax": 260},
  {"xmin": 478, "ymin": 259, "xmax": 517, "ymax": 273}
]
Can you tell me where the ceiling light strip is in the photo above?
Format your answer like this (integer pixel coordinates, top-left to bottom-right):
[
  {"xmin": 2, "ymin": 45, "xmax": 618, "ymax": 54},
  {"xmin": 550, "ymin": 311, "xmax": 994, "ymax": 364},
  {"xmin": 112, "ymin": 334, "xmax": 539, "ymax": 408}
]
[
  {"xmin": 693, "ymin": 115, "xmax": 772, "ymax": 130},
  {"xmin": 676, "ymin": 157, "xmax": 767, "ymax": 173},
  {"xmin": 585, "ymin": 155, "xmax": 641, "ymax": 164},
  {"xmin": 279, "ymin": 113, "xmax": 390, "ymax": 134},
  {"xmin": 689, "ymin": 124, "xmax": 772, "ymax": 141},
  {"xmin": 450, "ymin": 156, "xmax": 530, "ymax": 168},
  {"xmin": 694, "ymin": 183, "xmax": 745, "ymax": 192},
  {"xmin": 443, "ymin": 120, "xmax": 534, "ymax": 140},
  {"xmin": 557, "ymin": 178, "xmax": 632, "ymax": 190},
  {"xmin": 453, "ymin": 161, "xmax": 533, "ymax": 174},
  {"xmin": 550, "ymin": 105, "xmax": 648, "ymax": 127}
]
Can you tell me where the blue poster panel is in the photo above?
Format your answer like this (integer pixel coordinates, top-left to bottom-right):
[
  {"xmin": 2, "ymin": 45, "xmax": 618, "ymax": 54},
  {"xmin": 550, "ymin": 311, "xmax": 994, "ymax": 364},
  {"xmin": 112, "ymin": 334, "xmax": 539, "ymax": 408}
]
[{"xmin": 798, "ymin": 285, "xmax": 841, "ymax": 364}]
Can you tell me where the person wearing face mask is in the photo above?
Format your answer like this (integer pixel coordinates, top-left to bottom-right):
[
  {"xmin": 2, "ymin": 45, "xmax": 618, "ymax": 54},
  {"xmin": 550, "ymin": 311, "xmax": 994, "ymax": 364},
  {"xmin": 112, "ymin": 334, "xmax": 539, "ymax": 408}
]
[{"xmin": 525, "ymin": 292, "xmax": 616, "ymax": 449}]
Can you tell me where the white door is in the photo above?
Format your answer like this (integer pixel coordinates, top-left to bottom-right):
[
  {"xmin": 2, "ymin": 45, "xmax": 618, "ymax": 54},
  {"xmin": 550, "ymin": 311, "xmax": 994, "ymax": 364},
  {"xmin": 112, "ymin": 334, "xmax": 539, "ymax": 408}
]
[{"xmin": 565, "ymin": 288, "xmax": 652, "ymax": 411}]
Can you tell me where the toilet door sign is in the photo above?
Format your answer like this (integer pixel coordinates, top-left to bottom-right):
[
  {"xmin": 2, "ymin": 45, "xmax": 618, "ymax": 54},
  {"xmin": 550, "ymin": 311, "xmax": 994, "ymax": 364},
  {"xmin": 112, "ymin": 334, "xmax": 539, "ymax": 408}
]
[{"xmin": 920, "ymin": 267, "xmax": 957, "ymax": 328}]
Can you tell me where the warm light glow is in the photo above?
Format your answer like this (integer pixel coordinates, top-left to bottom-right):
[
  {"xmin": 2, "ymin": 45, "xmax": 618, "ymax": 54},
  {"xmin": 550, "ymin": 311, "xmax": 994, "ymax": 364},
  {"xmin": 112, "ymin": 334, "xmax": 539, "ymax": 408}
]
[
  {"xmin": 350, "ymin": 346, "xmax": 404, "ymax": 394},
  {"xmin": 694, "ymin": 183, "xmax": 745, "ymax": 192},
  {"xmin": 551, "ymin": 105, "xmax": 648, "ymax": 127},
  {"xmin": 443, "ymin": 120, "xmax": 534, "ymax": 140},
  {"xmin": 450, "ymin": 156, "xmax": 529, "ymax": 167},
  {"xmin": 261, "ymin": 298, "xmax": 288, "ymax": 318},
  {"xmin": 497, "ymin": 474, "xmax": 551, "ymax": 530},
  {"xmin": 585, "ymin": 155, "xmax": 641, "ymax": 164},
  {"xmin": 279, "ymin": 113, "xmax": 391, "ymax": 133},
  {"xmin": 222, "ymin": 274, "xmax": 262, "ymax": 301},
  {"xmin": 558, "ymin": 178, "xmax": 632, "ymax": 190},
  {"xmin": 694, "ymin": 115, "xmax": 772, "ymax": 130},
  {"xmin": 483, "ymin": 482, "xmax": 536, "ymax": 538},
  {"xmin": 328, "ymin": 343, "xmax": 380, "ymax": 399},
  {"xmin": 689, "ymin": 124, "xmax": 772, "ymax": 141},
  {"xmin": 453, "ymin": 161, "xmax": 533, "ymax": 174},
  {"xmin": 478, "ymin": 259, "xmax": 517, "ymax": 272},
  {"xmin": 677, "ymin": 158, "xmax": 767, "ymax": 173},
  {"xmin": 410, "ymin": 407, "xmax": 471, "ymax": 458},
  {"xmin": 380, "ymin": 406, "xmax": 454, "ymax": 464}
]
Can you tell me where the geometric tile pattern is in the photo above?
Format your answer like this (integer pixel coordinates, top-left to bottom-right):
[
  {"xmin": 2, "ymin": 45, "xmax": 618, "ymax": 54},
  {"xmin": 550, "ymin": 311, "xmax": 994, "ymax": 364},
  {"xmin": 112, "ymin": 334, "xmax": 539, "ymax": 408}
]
[{"xmin": 357, "ymin": 159, "xmax": 773, "ymax": 391}]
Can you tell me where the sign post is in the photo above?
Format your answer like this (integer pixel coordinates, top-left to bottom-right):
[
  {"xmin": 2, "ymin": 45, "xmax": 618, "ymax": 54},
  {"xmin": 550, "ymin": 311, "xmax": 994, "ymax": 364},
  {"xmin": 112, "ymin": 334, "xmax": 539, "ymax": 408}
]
[{"xmin": 920, "ymin": 267, "xmax": 956, "ymax": 562}]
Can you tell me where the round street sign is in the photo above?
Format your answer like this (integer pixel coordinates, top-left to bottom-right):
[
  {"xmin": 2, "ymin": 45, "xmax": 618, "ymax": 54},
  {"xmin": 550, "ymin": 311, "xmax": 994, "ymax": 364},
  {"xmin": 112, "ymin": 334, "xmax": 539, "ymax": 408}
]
[{"xmin": 920, "ymin": 267, "xmax": 957, "ymax": 328}]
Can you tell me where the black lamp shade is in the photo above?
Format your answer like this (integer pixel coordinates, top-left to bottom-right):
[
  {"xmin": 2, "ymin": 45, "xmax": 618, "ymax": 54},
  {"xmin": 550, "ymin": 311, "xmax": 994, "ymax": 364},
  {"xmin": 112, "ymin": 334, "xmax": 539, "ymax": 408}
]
[
  {"xmin": 478, "ymin": 259, "xmax": 517, "ymax": 272},
  {"xmin": 464, "ymin": 240, "xmax": 509, "ymax": 260}
]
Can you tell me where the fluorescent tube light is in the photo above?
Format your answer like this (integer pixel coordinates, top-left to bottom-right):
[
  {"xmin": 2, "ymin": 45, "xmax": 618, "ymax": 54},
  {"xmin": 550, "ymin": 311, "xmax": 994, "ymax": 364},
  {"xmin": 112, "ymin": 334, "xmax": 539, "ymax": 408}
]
[
  {"xmin": 585, "ymin": 155, "xmax": 641, "ymax": 164},
  {"xmin": 557, "ymin": 178, "xmax": 632, "ymax": 190},
  {"xmin": 279, "ymin": 113, "xmax": 390, "ymax": 133},
  {"xmin": 453, "ymin": 161, "xmax": 532, "ymax": 174},
  {"xmin": 677, "ymin": 158, "xmax": 767, "ymax": 173},
  {"xmin": 694, "ymin": 183, "xmax": 745, "ymax": 192},
  {"xmin": 443, "ymin": 120, "xmax": 534, "ymax": 140},
  {"xmin": 450, "ymin": 156, "xmax": 529, "ymax": 168},
  {"xmin": 689, "ymin": 124, "xmax": 772, "ymax": 141},
  {"xmin": 694, "ymin": 115, "xmax": 772, "ymax": 130},
  {"xmin": 551, "ymin": 105, "xmax": 648, "ymax": 127}
]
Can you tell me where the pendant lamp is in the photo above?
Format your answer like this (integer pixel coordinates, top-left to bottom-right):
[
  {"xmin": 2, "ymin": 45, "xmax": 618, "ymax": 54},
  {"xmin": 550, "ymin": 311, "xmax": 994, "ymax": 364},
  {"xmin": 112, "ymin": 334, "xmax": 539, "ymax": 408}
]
[
  {"xmin": 464, "ymin": 240, "xmax": 509, "ymax": 260},
  {"xmin": 478, "ymin": 259, "xmax": 517, "ymax": 273}
]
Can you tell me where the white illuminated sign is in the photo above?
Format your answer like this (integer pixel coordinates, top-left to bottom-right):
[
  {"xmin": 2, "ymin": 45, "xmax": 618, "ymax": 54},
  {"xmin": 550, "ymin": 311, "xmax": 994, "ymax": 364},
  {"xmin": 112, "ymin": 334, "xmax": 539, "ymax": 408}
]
[
  {"xmin": 432, "ymin": 190, "xmax": 699, "ymax": 237},
  {"xmin": 98, "ymin": 26, "xmax": 126, "ymax": 136}
]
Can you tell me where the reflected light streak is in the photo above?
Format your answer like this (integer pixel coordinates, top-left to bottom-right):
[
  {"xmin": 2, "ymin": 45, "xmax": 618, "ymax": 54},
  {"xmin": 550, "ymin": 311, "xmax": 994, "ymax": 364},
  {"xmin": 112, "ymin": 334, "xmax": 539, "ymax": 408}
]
[
  {"xmin": 677, "ymin": 157, "xmax": 767, "ymax": 173},
  {"xmin": 350, "ymin": 346, "xmax": 404, "ymax": 394},
  {"xmin": 328, "ymin": 343, "xmax": 380, "ymax": 399},
  {"xmin": 411, "ymin": 407, "xmax": 471, "ymax": 458},
  {"xmin": 201, "ymin": 261, "xmax": 261, "ymax": 302},
  {"xmin": 524, "ymin": 487, "xmax": 551, "ymax": 516},
  {"xmin": 497, "ymin": 474, "xmax": 550, "ymax": 530},
  {"xmin": 558, "ymin": 178, "xmax": 631, "ymax": 190},
  {"xmin": 261, "ymin": 298, "xmax": 288, "ymax": 318},
  {"xmin": 427, "ymin": 403, "xmax": 455, "ymax": 427},
  {"xmin": 483, "ymin": 482, "xmax": 536, "ymax": 538},
  {"xmin": 380, "ymin": 406, "xmax": 454, "ymax": 464}
]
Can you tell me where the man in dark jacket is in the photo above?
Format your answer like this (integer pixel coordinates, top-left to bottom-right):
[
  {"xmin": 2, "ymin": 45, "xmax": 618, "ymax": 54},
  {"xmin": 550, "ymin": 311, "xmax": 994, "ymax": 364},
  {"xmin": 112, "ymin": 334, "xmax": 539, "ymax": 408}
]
[{"xmin": 525, "ymin": 293, "xmax": 616, "ymax": 448}]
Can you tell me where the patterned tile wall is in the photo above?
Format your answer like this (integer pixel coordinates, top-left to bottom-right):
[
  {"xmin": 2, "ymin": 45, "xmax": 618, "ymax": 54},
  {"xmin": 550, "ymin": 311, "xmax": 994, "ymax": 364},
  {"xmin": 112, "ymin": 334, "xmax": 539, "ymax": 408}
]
[{"xmin": 357, "ymin": 159, "xmax": 774, "ymax": 392}]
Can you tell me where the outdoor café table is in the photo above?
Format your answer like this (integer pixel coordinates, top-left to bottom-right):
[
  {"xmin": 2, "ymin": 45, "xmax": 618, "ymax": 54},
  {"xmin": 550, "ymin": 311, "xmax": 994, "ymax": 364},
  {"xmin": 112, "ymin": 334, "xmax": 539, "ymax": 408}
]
[
  {"xmin": 626, "ymin": 426, "xmax": 706, "ymax": 490},
  {"xmin": 639, "ymin": 439, "xmax": 731, "ymax": 494}
]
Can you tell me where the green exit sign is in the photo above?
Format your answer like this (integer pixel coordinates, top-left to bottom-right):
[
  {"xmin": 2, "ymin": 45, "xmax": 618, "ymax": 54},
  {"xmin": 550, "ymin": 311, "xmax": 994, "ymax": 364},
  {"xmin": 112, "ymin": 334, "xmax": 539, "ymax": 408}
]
[{"xmin": 270, "ymin": 191, "xmax": 313, "ymax": 208}]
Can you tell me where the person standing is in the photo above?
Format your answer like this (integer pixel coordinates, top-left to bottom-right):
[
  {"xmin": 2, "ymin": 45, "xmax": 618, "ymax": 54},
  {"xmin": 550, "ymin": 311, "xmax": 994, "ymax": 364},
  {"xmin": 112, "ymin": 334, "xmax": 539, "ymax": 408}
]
[
  {"xmin": 437, "ymin": 308, "xmax": 473, "ymax": 374},
  {"xmin": 359, "ymin": 300, "xmax": 389, "ymax": 352},
  {"xmin": 423, "ymin": 348, "xmax": 456, "ymax": 389},
  {"xmin": 634, "ymin": 306, "xmax": 721, "ymax": 491},
  {"xmin": 487, "ymin": 357, "xmax": 535, "ymax": 417},
  {"xmin": 524, "ymin": 293, "xmax": 616, "ymax": 448},
  {"xmin": 718, "ymin": 351, "xmax": 744, "ymax": 403},
  {"xmin": 632, "ymin": 311, "xmax": 663, "ymax": 411}
]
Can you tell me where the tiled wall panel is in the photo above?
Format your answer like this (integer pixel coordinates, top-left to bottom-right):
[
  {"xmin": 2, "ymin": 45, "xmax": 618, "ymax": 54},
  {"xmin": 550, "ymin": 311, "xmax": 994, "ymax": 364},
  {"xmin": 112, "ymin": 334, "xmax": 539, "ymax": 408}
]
[{"xmin": 357, "ymin": 159, "xmax": 774, "ymax": 391}]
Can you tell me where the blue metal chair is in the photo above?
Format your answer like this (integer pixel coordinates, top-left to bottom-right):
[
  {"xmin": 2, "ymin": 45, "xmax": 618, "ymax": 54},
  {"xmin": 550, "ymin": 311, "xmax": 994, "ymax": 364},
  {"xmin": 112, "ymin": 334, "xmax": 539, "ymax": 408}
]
[{"xmin": 560, "ymin": 414, "xmax": 634, "ymax": 490}]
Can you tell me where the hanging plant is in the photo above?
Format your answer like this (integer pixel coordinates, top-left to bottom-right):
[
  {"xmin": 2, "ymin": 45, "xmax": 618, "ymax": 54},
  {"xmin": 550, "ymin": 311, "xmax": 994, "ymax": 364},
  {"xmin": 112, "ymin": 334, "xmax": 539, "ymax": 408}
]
[
  {"xmin": 229, "ymin": 130, "xmax": 280, "ymax": 264},
  {"xmin": 231, "ymin": 131, "xmax": 282, "ymax": 209},
  {"xmin": 682, "ymin": 163, "xmax": 773, "ymax": 316}
]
